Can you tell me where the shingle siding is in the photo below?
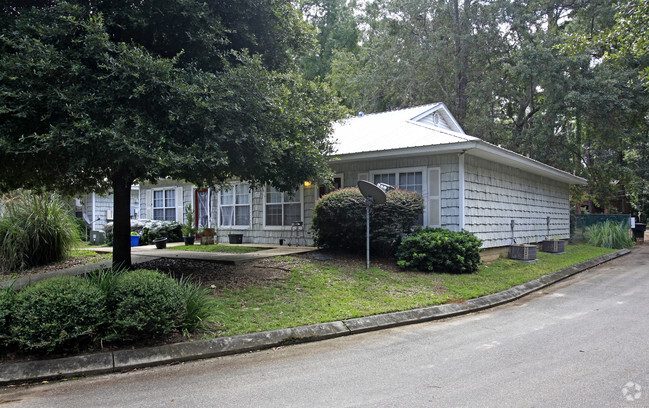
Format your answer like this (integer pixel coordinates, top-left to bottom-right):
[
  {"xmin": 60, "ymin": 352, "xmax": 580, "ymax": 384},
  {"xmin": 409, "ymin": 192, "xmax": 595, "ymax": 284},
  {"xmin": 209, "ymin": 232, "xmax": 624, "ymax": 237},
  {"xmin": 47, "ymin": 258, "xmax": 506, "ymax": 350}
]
[{"xmin": 464, "ymin": 156, "xmax": 570, "ymax": 248}]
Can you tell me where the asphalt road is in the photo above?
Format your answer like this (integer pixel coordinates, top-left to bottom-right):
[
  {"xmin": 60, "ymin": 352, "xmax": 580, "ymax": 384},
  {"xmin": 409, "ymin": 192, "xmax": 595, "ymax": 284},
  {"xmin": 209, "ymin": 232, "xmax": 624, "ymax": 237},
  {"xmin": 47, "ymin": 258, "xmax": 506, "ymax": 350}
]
[{"xmin": 1, "ymin": 245, "xmax": 648, "ymax": 407}]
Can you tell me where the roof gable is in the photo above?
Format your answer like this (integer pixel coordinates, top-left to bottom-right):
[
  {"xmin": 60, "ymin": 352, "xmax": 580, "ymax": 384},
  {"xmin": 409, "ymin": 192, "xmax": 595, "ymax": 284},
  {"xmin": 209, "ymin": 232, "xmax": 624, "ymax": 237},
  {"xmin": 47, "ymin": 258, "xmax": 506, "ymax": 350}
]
[{"xmin": 408, "ymin": 102, "xmax": 465, "ymax": 134}]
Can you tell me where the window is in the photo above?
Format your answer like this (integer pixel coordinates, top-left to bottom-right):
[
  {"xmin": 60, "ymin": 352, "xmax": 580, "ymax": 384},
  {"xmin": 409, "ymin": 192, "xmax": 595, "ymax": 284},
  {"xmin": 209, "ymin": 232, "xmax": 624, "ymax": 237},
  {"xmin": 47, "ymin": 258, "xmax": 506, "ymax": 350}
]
[
  {"xmin": 219, "ymin": 184, "xmax": 251, "ymax": 227},
  {"xmin": 153, "ymin": 189, "xmax": 176, "ymax": 221},
  {"xmin": 265, "ymin": 186, "xmax": 301, "ymax": 226},
  {"xmin": 372, "ymin": 168, "xmax": 433, "ymax": 226}
]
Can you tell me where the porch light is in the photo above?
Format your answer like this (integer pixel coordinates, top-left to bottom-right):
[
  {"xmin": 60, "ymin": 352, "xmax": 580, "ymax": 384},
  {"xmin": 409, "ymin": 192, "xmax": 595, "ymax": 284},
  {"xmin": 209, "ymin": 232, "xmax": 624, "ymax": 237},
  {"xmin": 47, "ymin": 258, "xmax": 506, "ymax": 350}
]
[{"xmin": 304, "ymin": 181, "xmax": 312, "ymax": 187}]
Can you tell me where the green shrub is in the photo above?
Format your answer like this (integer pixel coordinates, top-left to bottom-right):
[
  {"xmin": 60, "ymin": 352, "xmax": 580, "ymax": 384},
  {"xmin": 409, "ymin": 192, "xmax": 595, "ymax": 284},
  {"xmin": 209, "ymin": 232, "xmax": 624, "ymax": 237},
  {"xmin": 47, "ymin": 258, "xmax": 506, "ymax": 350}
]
[
  {"xmin": 105, "ymin": 269, "xmax": 185, "ymax": 342},
  {"xmin": 0, "ymin": 287, "xmax": 15, "ymax": 348},
  {"xmin": 396, "ymin": 228, "xmax": 482, "ymax": 274},
  {"xmin": 0, "ymin": 190, "xmax": 80, "ymax": 272},
  {"xmin": 10, "ymin": 277, "xmax": 105, "ymax": 352},
  {"xmin": 312, "ymin": 187, "xmax": 424, "ymax": 255},
  {"xmin": 586, "ymin": 220, "xmax": 634, "ymax": 249}
]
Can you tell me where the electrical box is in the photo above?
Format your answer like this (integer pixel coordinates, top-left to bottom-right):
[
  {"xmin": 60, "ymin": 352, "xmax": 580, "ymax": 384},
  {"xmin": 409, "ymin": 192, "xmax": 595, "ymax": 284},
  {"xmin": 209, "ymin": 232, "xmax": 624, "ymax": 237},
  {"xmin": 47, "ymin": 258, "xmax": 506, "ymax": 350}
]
[{"xmin": 91, "ymin": 231, "xmax": 106, "ymax": 245}]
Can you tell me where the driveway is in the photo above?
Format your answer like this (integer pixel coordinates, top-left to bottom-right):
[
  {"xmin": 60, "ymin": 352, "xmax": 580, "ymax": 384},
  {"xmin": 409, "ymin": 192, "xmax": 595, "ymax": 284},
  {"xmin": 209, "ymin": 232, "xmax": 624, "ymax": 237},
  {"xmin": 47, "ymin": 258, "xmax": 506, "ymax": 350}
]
[{"xmin": 1, "ymin": 244, "xmax": 648, "ymax": 407}]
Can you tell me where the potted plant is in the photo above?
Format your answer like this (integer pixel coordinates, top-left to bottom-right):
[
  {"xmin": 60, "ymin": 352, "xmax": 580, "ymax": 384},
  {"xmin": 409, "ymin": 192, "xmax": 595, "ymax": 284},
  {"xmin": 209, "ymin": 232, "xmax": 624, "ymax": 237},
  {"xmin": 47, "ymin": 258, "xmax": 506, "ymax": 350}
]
[
  {"xmin": 152, "ymin": 237, "xmax": 167, "ymax": 249},
  {"xmin": 182, "ymin": 204, "xmax": 196, "ymax": 245}
]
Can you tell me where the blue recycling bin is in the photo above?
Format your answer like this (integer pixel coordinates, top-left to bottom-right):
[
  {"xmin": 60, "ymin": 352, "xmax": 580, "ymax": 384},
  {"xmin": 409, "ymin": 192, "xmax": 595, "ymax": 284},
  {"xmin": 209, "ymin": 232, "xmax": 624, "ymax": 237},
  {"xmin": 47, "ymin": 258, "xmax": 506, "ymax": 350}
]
[{"xmin": 130, "ymin": 235, "xmax": 140, "ymax": 247}]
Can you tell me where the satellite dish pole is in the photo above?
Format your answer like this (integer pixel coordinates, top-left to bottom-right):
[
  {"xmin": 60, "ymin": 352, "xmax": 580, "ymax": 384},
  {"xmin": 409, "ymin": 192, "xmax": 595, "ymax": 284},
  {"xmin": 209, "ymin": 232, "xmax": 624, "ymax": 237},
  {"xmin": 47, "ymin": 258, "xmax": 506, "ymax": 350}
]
[{"xmin": 357, "ymin": 180, "xmax": 387, "ymax": 269}]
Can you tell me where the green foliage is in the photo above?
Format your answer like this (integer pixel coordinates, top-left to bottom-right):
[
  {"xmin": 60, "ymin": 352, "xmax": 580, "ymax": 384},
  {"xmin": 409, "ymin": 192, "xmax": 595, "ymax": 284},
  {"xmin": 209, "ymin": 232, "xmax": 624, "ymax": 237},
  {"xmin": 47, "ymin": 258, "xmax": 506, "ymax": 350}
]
[
  {"xmin": 0, "ymin": 287, "xmax": 15, "ymax": 348},
  {"xmin": 396, "ymin": 228, "xmax": 482, "ymax": 274},
  {"xmin": 177, "ymin": 276, "xmax": 214, "ymax": 333},
  {"xmin": 586, "ymin": 220, "xmax": 635, "ymax": 249},
  {"xmin": 139, "ymin": 222, "xmax": 182, "ymax": 245},
  {"xmin": 312, "ymin": 187, "xmax": 423, "ymax": 255},
  {"xmin": 9, "ymin": 277, "xmax": 105, "ymax": 352},
  {"xmin": 0, "ymin": 191, "xmax": 80, "ymax": 272},
  {"xmin": 105, "ymin": 270, "xmax": 186, "ymax": 342},
  {"xmin": 182, "ymin": 205, "xmax": 196, "ymax": 237}
]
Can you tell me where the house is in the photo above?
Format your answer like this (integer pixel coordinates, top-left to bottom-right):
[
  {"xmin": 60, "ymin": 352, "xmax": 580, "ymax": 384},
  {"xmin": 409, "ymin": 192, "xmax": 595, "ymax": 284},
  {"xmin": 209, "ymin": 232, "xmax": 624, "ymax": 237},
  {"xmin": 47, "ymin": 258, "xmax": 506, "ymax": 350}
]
[{"xmin": 137, "ymin": 103, "xmax": 586, "ymax": 259}]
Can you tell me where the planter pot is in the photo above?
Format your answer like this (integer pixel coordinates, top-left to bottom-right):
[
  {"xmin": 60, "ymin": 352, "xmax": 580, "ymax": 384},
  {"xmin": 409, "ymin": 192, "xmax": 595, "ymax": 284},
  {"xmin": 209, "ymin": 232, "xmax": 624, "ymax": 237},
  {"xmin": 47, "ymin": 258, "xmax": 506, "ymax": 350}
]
[
  {"xmin": 228, "ymin": 234, "xmax": 243, "ymax": 244},
  {"xmin": 130, "ymin": 235, "xmax": 140, "ymax": 247},
  {"xmin": 183, "ymin": 236, "xmax": 195, "ymax": 246},
  {"xmin": 152, "ymin": 237, "xmax": 167, "ymax": 249},
  {"xmin": 541, "ymin": 239, "xmax": 565, "ymax": 254},
  {"xmin": 510, "ymin": 244, "xmax": 537, "ymax": 261}
]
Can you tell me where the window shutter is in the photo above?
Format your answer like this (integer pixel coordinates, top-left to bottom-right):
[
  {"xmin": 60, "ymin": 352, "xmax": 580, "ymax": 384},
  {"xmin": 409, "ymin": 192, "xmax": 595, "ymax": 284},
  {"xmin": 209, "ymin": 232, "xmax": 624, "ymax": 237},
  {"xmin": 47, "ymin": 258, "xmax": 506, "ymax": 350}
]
[
  {"xmin": 428, "ymin": 168, "xmax": 441, "ymax": 226},
  {"xmin": 146, "ymin": 190, "xmax": 152, "ymax": 219},
  {"xmin": 176, "ymin": 187, "xmax": 184, "ymax": 223}
]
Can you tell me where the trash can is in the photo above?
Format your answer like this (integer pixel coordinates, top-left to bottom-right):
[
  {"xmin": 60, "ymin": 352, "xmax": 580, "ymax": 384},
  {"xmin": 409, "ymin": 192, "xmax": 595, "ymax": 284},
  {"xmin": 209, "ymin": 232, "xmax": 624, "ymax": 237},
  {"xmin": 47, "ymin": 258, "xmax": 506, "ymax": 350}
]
[
  {"xmin": 633, "ymin": 223, "xmax": 646, "ymax": 244},
  {"xmin": 130, "ymin": 234, "xmax": 140, "ymax": 247}
]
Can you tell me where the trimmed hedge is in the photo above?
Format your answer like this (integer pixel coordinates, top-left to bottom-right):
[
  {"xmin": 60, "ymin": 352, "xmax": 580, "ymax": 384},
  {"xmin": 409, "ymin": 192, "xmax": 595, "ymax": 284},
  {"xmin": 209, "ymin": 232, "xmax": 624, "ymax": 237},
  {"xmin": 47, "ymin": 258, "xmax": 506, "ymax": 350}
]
[
  {"xmin": 10, "ymin": 277, "xmax": 105, "ymax": 352},
  {"xmin": 396, "ymin": 228, "xmax": 482, "ymax": 274},
  {"xmin": 312, "ymin": 187, "xmax": 424, "ymax": 255},
  {"xmin": 105, "ymin": 269, "xmax": 186, "ymax": 342}
]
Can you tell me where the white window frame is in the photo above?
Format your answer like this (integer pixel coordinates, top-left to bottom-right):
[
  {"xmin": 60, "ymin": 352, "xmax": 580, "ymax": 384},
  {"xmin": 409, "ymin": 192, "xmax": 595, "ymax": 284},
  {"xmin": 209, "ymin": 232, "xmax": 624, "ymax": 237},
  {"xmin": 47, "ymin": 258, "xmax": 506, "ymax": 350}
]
[
  {"xmin": 369, "ymin": 166, "xmax": 440, "ymax": 227},
  {"xmin": 218, "ymin": 183, "xmax": 252, "ymax": 230},
  {"xmin": 263, "ymin": 185, "xmax": 304, "ymax": 229},
  {"xmin": 152, "ymin": 187, "xmax": 180, "ymax": 222}
]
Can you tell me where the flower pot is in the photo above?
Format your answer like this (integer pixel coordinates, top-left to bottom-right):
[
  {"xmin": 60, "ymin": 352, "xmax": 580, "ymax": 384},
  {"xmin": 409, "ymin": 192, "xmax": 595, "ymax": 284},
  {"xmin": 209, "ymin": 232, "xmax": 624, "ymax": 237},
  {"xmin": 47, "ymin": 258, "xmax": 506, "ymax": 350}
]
[
  {"xmin": 228, "ymin": 234, "xmax": 243, "ymax": 244},
  {"xmin": 183, "ymin": 236, "xmax": 195, "ymax": 246},
  {"xmin": 130, "ymin": 235, "xmax": 140, "ymax": 247},
  {"xmin": 153, "ymin": 237, "xmax": 167, "ymax": 249}
]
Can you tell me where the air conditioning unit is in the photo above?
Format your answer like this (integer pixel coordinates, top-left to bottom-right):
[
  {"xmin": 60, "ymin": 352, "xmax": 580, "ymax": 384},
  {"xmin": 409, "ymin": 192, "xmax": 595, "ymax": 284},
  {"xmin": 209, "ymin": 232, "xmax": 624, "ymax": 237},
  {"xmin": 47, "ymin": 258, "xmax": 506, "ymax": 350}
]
[
  {"xmin": 541, "ymin": 239, "xmax": 565, "ymax": 254},
  {"xmin": 91, "ymin": 231, "xmax": 106, "ymax": 245},
  {"xmin": 510, "ymin": 244, "xmax": 537, "ymax": 261},
  {"xmin": 106, "ymin": 210, "xmax": 113, "ymax": 220}
]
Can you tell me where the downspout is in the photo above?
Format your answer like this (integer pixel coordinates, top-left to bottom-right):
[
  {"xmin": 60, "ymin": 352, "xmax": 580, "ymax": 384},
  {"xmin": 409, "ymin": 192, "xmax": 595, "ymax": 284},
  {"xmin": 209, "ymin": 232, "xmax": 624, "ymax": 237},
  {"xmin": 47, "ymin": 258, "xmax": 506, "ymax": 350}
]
[{"xmin": 458, "ymin": 151, "xmax": 466, "ymax": 231}]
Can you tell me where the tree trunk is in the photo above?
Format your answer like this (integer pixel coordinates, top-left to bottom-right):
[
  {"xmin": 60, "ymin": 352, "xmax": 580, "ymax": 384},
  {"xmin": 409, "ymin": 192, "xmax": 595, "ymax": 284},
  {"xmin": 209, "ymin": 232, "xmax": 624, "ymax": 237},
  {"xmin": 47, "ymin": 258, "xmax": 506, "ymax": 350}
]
[{"xmin": 112, "ymin": 171, "xmax": 133, "ymax": 269}]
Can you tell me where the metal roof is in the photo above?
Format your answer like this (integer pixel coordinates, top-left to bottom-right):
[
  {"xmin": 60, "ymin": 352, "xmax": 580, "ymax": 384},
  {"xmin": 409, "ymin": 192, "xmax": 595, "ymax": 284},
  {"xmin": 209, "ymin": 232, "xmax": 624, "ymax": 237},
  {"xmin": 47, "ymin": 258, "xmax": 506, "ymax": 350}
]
[{"xmin": 330, "ymin": 103, "xmax": 587, "ymax": 185}]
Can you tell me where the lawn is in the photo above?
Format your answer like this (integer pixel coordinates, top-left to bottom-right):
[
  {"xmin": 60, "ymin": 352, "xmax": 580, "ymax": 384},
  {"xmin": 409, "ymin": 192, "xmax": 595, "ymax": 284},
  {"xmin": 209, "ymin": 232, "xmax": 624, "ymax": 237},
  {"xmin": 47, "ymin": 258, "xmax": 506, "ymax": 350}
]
[
  {"xmin": 174, "ymin": 244, "xmax": 267, "ymax": 254},
  {"xmin": 203, "ymin": 244, "xmax": 616, "ymax": 337}
]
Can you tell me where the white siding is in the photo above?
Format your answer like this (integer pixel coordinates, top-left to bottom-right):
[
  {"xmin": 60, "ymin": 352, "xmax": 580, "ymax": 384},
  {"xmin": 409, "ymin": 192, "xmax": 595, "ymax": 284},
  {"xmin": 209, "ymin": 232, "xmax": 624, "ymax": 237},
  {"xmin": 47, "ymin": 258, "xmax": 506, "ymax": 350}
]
[{"xmin": 463, "ymin": 155, "xmax": 570, "ymax": 248}]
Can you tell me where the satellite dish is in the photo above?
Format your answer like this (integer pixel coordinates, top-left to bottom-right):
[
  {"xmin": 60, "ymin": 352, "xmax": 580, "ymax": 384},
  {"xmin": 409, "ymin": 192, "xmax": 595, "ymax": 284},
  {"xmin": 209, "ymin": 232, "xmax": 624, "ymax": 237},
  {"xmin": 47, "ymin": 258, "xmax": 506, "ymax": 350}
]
[
  {"xmin": 357, "ymin": 180, "xmax": 387, "ymax": 269},
  {"xmin": 358, "ymin": 180, "xmax": 387, "ymax": 205}
]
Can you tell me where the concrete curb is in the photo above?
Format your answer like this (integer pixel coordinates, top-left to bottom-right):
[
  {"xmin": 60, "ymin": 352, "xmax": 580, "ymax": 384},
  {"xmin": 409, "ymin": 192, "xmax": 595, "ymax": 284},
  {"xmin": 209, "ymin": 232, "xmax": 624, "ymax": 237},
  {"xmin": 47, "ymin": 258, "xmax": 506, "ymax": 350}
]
[{"xmin": 0, "ymin": 249, "xmax": 630, "ymax": 384}]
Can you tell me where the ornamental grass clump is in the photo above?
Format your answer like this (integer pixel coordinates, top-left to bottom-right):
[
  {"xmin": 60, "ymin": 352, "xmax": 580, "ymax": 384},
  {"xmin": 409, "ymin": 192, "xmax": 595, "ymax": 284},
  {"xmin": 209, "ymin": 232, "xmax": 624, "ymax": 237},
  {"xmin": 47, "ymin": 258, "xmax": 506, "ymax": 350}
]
[
  {"xmin": 586, "ymin": 220, "xmax": 634, "ymax": 249},
  {"xmin": 0, "ymin": 190, "xmax": 79, "ymax": 272},
  {"xmin": 396, "ymin": 228, "xmax": 482, "ymax": 274}
]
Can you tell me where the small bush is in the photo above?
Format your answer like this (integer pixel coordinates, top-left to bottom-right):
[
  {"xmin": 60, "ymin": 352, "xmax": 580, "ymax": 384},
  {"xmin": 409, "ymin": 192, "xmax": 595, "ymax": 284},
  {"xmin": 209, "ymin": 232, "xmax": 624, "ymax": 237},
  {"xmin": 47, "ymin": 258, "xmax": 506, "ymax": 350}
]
[
  {"xmin": 105, "ymin": 269, "xmax": 185, "ymax": 342},
  {"xmin": 396, "ymin": 228, "xmax": 482, "ymax": 274},
  {"xmin": 0, "ymin": 287, "xmax": 15, "ymax": 348},
  {"xmin": 586, "ymin": 220, "xmax": 634, "ymax": 249},
  {"xmin": 9, "ymin": 277, "xmax": 105, "ymax": 352},
  {"xmin": 312, "ymin": 187, "xmax": 423, "ymax": 255},
  {"xmin": 0, "ymin": 190, "xmax": 80, "ymax": 272}
]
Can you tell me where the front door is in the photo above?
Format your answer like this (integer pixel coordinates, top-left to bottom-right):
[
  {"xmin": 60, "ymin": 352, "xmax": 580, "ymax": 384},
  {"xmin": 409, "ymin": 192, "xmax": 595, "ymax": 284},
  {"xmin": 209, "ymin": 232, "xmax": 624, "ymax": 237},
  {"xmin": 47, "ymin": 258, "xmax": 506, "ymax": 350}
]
[{"xmin": 195, "ymin": 189, "xmax": 210, "ymax": 229}]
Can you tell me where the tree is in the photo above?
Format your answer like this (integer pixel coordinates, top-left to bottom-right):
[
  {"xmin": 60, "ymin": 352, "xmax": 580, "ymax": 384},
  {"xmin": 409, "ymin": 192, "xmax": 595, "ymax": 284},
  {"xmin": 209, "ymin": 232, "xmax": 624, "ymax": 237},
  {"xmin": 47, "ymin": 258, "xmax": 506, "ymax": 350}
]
[{"xmin": 0, "ymin": 1, "xmax": 344, "ymax": 268}]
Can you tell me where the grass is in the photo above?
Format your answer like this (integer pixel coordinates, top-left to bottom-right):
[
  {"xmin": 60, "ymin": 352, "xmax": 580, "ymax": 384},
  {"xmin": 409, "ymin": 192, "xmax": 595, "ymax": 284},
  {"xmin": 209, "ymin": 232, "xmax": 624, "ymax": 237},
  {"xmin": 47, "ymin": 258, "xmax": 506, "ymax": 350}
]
[
  {"xmin": 173, "ymin": 244, "xmax": 266, "ymax": 254},
  {"xmin": 205, "ymin": 244, "xmax": 616, "ymax": 337}
]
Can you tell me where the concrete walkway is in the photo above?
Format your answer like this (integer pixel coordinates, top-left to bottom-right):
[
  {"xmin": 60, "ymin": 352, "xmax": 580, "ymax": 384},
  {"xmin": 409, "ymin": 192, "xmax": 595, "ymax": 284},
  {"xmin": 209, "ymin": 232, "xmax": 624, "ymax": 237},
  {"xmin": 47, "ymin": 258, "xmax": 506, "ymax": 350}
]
[{"xmin": 0, "ymin": 243, "xmax": 317, "ymax": 290}]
